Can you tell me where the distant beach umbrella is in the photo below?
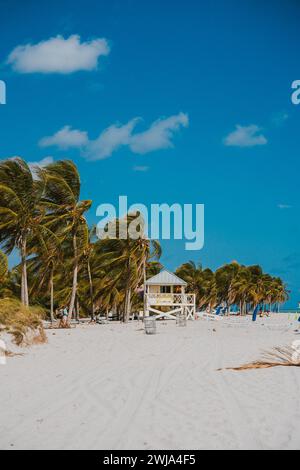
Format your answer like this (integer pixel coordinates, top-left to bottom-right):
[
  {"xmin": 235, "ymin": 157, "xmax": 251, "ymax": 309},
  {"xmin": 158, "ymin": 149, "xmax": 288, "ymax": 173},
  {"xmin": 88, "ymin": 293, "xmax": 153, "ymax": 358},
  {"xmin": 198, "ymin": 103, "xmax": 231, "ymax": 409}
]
[
  {"xmin": 215, "ymin": 306, "xmax": 222, "ymax": 316},
  {"xmin": 252, "ymin": 305, "xmax": 259, "ymax": 322}
]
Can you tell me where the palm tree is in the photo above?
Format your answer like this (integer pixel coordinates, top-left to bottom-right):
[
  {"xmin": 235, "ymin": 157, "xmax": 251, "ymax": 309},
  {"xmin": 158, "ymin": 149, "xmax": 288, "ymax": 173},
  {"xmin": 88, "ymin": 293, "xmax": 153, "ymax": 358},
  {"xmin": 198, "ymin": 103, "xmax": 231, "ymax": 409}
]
[
  {"xmin": 41, "ymin": 160, "xmax": 91, "ymax": 323},
  {"xmin": 146, "ymin": 260, "xmax": 163, "ymax": 278},
  {"xmin": 175, "ymin": 261, "xmax": 215, "ymax": 309},
  {"xmin": 228, "ymin": 266, "xmax": 252, "ymax": 315},
  {"xmin": 27, "ymin": 231, "xmax": 61, "ymax": 322},
  {"xmin": 81, "ymin": 226, "xmax": 97, "ymax": 320},
  {"xmin": 175, "ymin": 261, "xmax": 203, "ymax": 296},
  {"xmin": 268, "ymin": 276, "xmax": 289, "ymax": 311},
  {"xmin": 94, "ymin": 213, "xmax": 161, "ymax": 322},
  {"xmin": 215, "ymin": 261, "xmax": 240, "ymax": 314},
  {"xmin": 0, "ymin": 158, "xmax": 46, "ymax": 306}
]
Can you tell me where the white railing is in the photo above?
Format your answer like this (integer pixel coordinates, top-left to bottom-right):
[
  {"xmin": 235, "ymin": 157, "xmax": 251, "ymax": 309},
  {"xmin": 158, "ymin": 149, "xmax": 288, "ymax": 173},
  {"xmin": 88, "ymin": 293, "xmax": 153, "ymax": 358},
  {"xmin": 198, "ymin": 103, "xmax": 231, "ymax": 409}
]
[{"xmin": 146, "ymin": 293, "xmax": 195, "ymax": 306}]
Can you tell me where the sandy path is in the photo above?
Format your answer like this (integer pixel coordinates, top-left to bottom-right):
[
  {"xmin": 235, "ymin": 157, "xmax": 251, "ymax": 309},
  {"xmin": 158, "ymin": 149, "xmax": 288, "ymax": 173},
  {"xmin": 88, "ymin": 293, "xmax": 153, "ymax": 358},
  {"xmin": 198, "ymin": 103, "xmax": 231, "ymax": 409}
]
[{"xmin": 1, "ymin": 320, "xmax": 300, "ymax": 450}]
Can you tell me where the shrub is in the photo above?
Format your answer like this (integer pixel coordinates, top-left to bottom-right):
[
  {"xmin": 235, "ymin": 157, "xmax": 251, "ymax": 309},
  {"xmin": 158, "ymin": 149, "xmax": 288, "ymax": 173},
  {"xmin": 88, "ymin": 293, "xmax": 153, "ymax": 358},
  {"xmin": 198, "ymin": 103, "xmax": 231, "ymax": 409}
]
[{"xmin": 0, "ymin": 298, "xmax": 46, "ymax": 346}]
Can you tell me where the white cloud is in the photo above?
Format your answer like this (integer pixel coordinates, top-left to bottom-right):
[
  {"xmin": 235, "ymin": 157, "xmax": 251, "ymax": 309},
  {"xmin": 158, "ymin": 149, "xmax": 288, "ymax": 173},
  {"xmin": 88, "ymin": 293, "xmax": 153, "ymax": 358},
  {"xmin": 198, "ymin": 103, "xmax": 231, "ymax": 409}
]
[
  {"xmin": 28, "ymin": 156, "xmax": 54, "ymax": 168},
  {"xmin": 129, "ymin": 112, "xmax": 189, "ymax": 154},
  {"xmin": 39, "ymin": 112, "xmax": 189, "ymax": 160},
  {"xmin": 133, "ymin": 165, "xmax": 149, "ymax": 172},
  {"xmin": 7, "ymin": 35, "xmax": 110, "ymax": 74},
  {"xmin": 224, "ymin": 125, "xmax": 267, "ymax": 147},
  {"xmin": 278, "ymin": 204, "xmax": 292, "ymax": 210},
  {"xmin": 27, "ymin": 156, "xmax": 54, "ymax": 178},
  {"xmin": 39, "ymin": 126, "xmax": 88, "ymax": 149},
  {"xmin": 86, "ymin": 119, "xmax": 139, "ymax": 160}
]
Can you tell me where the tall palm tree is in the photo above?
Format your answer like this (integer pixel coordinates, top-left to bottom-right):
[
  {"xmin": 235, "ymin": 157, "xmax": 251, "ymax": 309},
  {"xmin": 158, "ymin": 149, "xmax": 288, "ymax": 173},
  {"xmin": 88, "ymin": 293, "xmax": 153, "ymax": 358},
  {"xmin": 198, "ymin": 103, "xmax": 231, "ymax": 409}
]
[
  {"xmin": 0, "ymin": 158, "xmax": 47, "ymax": 306},
  {"xmin": 68, "ymin": 224, "xmax": 98, "ymax": 321},
  {"xmin": 41, "ymin": 160, "xmax": 92, "ymax": 322},
  {"xmin": 94, "ymin": 213, "xmax": 161, "ymax": 322},
  {"xmin": 27, "ymin": 231, "xmax": 61, "ymax": 322}
]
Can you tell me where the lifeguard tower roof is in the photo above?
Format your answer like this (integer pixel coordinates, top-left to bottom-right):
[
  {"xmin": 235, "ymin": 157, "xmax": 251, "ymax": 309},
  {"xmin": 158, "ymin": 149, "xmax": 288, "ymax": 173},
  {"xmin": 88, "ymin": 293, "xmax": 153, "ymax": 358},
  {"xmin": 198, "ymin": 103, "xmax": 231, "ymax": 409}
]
[{"xmin": 145, "ymin": 269, "xmax": 187, "ymax": 286}]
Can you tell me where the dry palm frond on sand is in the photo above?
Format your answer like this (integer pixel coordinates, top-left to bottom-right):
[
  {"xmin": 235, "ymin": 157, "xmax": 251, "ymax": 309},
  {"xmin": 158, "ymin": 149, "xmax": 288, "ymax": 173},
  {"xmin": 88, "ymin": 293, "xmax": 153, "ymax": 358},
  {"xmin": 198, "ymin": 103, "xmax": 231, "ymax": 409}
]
[
  {"xmin": 5, "ymin": 350, "xmax": 23, "ymax": 357},
  {"xmin": 219, "ymin": 346, "xmax": 300, "ymax": 371}
]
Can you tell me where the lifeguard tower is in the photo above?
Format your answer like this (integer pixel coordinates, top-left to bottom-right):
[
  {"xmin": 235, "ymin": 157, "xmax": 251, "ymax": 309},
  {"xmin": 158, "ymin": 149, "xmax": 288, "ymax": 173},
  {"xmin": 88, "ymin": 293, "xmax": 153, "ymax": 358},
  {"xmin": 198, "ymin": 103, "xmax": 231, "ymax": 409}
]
[{"xmin": 144, "ymin": 270, "xmax": 196, "ymax": 320}]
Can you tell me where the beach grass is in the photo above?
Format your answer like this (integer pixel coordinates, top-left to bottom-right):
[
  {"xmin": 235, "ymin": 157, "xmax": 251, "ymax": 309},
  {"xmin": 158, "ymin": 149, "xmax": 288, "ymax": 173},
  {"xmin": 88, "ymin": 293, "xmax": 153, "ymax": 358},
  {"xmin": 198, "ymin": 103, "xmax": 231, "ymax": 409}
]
[{"xmin": 0, "ymin": 298, "xmax": 46, "ymax": 345}]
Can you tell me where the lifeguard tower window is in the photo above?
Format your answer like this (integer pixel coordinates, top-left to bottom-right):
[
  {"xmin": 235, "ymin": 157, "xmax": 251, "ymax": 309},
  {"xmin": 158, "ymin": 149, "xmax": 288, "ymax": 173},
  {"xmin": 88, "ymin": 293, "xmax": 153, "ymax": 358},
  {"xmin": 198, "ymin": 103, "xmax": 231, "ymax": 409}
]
[{"xmin": 161, "ymin": 286, "xmax": 171, "ymax": 293}]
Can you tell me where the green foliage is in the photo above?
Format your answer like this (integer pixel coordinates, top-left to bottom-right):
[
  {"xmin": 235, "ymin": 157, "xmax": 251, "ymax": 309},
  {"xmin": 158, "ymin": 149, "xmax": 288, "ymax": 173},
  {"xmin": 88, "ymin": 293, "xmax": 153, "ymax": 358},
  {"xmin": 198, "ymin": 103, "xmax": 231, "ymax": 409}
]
[
  {"xmin": 89, "ymin": 215, "xmax": 162, "ymax": 321},
  {"xmin": 0, "ymin": 157, "xmax": 289, "ymax": 322},
  {"xmin": 0, "ymin": 249, "xmax": 8, "ymax": 281},
  {"xmin": 0, "ymin": 298, "xmax": 45, "ymax": 345},
  {"xmin": 176, "ymin": 260, "xmax": 289, "ymax": 313},
  {"xmin": 0, "ymin": 157, "xmax": 45, "ymax": 254}
]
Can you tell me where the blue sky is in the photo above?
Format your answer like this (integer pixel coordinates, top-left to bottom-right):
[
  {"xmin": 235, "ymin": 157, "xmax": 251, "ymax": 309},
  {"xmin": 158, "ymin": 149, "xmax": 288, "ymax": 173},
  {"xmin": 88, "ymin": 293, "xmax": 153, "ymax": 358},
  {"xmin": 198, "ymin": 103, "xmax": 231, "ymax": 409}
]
[{"xmin": 0, "ymin": 0, "xmax": 300, "ymax": 306}]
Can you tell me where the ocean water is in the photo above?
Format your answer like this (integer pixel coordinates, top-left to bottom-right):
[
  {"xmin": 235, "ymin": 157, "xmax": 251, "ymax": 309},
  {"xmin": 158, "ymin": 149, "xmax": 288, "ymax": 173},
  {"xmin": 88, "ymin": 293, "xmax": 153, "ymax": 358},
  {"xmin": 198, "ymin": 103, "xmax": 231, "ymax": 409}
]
[{"xmin": 279, "ymin": 309, "xmax": 300, "ymax": 314}]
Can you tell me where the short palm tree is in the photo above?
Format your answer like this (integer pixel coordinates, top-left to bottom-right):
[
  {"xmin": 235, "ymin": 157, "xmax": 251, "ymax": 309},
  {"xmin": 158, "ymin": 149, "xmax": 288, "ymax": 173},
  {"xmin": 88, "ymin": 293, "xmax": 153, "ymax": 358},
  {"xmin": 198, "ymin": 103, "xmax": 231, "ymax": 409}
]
[
  {"xmin": 176, "ymin": 261, "xmax": 215, "ymax": 309},
  {"xmin": 215, "ymin": 261, "xmax": 240, "ymax": 314}
]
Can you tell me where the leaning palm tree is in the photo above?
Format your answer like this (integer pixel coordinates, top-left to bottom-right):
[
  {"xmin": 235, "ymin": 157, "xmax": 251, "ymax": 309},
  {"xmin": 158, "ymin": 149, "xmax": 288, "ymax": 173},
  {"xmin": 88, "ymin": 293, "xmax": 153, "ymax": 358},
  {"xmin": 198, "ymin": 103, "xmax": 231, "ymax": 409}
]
[
  {"xmin": 27, "ymin": 231, "xmax": 62, "ymax": 322},
  {"xmin": 146, "ymin": 260, "xmax": 163, "ymax": 278},
  {"xmin": 176, "ymin": 261, "xmax": 215, "ymax": 309},
  {"xmin": 269, "ymin": 276, "xmax": 289, "ymax": 311},
  {"xmin": 95, "ymin": 212, "xmax": 161, "ymax": 322},
  {"xmin": 175, "ymin": 261, "xmax": 203, "ymax": 297},
  {"xmin": 41, "ymin": 160, "xmax": 92, "ymax": 323},
  {"xmin": 215, "ymin": 261, "xmax": 241, "ymax": 314},
  {"xmin": 80, "ymin": 225, "xmax": 97, "ymax": 320},
  {"xmin": 0, "ymin": 158, "xmax": 46, "ymax": 306},
  {"xmin": 228, "ymin": 265, "xmax": 259, "ymax": 315}
]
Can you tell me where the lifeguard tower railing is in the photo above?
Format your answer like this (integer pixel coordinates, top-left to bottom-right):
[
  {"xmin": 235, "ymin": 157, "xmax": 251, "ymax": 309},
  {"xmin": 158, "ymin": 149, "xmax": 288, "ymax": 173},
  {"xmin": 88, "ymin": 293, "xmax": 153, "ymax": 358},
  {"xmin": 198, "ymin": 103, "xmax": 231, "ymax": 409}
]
[
  {"xmin": 145, "ymin": 293, "xmax": 196, "ymax": 320},
  {"xmin": 145, "ymin": 293, "xmax": 195, "ymax": 306}
]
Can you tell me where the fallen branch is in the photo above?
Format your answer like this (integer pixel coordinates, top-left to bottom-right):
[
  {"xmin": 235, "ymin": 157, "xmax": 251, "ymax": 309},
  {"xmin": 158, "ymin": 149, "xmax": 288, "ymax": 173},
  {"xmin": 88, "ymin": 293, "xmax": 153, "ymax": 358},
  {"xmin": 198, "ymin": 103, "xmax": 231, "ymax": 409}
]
[{"xmin": 219, "ymin": 345, "xmax": 300, "ymax": 371}]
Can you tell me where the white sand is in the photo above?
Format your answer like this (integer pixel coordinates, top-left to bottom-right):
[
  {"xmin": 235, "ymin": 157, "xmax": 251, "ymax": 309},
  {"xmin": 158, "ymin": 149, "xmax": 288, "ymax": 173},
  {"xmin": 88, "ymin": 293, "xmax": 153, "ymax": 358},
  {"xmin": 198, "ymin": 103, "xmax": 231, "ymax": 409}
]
[{"xmin": 1, "ymin": 317, "xmax": 300, "ymax": 450}]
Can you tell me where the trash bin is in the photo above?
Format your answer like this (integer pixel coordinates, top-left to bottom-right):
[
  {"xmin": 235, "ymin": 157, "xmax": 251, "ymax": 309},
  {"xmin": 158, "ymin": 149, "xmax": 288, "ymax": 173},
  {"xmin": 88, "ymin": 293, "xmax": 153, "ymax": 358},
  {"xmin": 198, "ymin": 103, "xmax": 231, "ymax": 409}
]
[
  {"xmin": 144, "ymin": 317, "xmax": 156, "ymax": 335},
  {"xmin": 177, "ymin": 312, "xmax": 187, "ymax": 327}
]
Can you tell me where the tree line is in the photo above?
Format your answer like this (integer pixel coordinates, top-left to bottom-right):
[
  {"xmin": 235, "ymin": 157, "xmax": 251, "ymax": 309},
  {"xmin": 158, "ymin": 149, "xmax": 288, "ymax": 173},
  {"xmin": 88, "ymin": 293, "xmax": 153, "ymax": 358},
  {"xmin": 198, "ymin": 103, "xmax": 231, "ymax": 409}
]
[
  {"xmin": 0, "ymin": 158, "xmax": 288, "ymax": 323},
  {"xmin": 175, "ymin": 261, "xmax": 288, "ymax": 315}
]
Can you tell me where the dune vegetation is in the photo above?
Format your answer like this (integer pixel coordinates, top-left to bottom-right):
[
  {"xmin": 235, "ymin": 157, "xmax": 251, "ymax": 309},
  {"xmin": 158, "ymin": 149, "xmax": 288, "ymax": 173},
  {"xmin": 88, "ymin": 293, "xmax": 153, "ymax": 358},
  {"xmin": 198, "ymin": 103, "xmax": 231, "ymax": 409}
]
[{"xmin": 0, "ymin": 298, "xmax": 45, "ymax": 345}]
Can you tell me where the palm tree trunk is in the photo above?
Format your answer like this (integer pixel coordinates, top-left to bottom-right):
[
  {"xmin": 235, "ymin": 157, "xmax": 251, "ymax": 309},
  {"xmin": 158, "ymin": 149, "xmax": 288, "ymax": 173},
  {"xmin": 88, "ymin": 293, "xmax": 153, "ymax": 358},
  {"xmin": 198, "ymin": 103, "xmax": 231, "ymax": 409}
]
[
  {"xmin": 76, "ymin": 297, "xmax": 80, "ymax": 322},
  {"xmin": 143, "ymin": 258, "xmax": 146, "ymax": 320},
  {"xmin": 123, "ymin": 259, "xmax": 132, "ymax": 323},
  {"xmin": 21, "ymin": 237, "xmax": 29, "ymax": 307},
  {"xmin": 124, "ymin": 286, "xmax": 132, "ymax": 323},
  {"xmin": 68, "ymin": 232, "xmax": 78, "ymax": 322},
  {"xmin": 87, "ymin": 259, "xmax": 95, "ymax": 320},
  {"xmin": 50, "ymin": 267, "xmax": 54, "ymax": 323}
]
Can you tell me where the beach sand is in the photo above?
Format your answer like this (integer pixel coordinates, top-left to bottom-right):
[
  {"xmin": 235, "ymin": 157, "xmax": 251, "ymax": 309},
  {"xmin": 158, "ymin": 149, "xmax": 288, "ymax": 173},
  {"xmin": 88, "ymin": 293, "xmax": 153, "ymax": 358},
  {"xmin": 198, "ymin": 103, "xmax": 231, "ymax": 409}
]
[{"xmin": 1, "ymin": 317, "xmax": 300, "ymax": 450}]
